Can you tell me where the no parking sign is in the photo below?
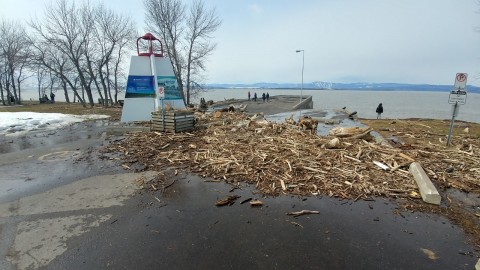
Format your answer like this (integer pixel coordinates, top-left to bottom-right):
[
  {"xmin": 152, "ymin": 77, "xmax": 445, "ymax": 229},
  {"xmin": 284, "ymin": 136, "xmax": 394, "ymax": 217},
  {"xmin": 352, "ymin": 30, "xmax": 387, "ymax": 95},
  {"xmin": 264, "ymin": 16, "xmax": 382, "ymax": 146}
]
[
  {"xmin": 446, "ymin": 73, "xmax": 467, "ymax": 146},
  {"xmin": 448, "ymin": 73, "xmax": 467, "ymax": 105},
  {"xmin": 157, "ymin": 86, "xmax": 165, "ymax": 99}
]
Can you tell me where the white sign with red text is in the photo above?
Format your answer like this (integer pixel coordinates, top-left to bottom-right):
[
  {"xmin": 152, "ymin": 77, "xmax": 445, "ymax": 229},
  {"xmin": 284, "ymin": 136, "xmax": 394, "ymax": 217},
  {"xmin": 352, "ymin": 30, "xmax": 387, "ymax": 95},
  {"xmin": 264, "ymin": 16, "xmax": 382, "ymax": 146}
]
[{"xmin": 449, "ymin": 73, "xmax": 467, "ymax": 105}]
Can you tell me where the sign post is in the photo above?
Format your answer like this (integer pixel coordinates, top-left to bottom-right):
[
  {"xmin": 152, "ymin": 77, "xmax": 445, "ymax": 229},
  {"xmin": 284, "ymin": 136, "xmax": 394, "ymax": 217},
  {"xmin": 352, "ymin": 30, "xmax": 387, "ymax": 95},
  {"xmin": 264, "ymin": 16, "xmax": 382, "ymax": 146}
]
[
  {"xmin": 158, "ymin": 86, "xmax": 165, "ymax": 131},
  {"xmin": 446, "ymin": 73, "xmax": 468, "ymax": 146}
]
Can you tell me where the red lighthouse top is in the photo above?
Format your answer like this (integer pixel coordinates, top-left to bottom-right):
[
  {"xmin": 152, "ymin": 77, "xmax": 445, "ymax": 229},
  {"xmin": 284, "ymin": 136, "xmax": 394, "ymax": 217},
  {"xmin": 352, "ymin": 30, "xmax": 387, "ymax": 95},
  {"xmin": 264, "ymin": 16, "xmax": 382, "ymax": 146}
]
[{"xmin": 137, "ymin": 33, "xmax": 164, "ymax": 57}]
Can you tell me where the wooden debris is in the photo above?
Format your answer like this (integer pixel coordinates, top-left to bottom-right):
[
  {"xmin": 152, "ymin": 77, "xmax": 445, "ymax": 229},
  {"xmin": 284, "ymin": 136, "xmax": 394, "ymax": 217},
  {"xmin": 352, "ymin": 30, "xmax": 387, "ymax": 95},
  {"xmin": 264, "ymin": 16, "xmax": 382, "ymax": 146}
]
[
  {"xmin": 215, "ymin": 195, "xmax": 241, "ymax": 206},
  {"xmin": 329, "ymin": 126, "xmax": 370, "ymax": 137},
  {"xmin": 285, "ymin": 114, "xmax": 296, "ymax": 125},
  {"xmin": 287, "ymin": 210, "xmax": 320, "ymax": 217},
  {"xmin": 240, "ymin": 198, "xmax": 252, "ymax": 204},
  {"xmin": 290, "ymin": 221, "xmax": 304, "ymax": 228},
  {"xmin": 325, "ymin": 138, "xmax": 340, "ymax": 149},
  {"xmin": 163, "ymin": 178, "xmax": 177, "ymax": 190},
  {"xmin": 398, "ymin": 152, "xmax": 415, "ymax": 162},
  {"xmin": 280, "ymin": 179, "xmax": 286, "ymax": 191},
  {"xmin": 373, "ymin": 161, "xmax": 390, "ymax": 171},
  {"xmin": 297, "ymin": 116, "xmax": 319, "ymax": 134},
  {"xmin": 250, "ymin": 199, "xmax": 263, "ymax": 207},
  {"xmin": 420, "ymin": 248, "xmax": 439, "ymax": 260},
  {"xmin": 102, "ymin": 110, "xmax": 480, "ymax": 201}
]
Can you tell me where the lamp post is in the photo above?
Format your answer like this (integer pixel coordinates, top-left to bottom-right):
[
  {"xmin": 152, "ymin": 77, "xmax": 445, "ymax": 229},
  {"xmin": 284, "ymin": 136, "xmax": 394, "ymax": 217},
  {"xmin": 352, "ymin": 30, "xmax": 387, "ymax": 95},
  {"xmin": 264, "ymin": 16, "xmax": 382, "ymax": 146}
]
[{"xmin": 295, "ymin": 50, "xmax": 304, "ymax": 103}]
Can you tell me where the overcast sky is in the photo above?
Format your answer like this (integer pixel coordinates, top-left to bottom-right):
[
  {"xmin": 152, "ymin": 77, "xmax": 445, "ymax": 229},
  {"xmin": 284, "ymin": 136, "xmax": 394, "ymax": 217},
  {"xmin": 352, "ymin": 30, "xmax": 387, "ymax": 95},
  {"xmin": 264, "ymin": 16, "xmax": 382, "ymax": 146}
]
[{"xmin": 1, "ymin": 0, "xmax": 480, "ymax": 86}]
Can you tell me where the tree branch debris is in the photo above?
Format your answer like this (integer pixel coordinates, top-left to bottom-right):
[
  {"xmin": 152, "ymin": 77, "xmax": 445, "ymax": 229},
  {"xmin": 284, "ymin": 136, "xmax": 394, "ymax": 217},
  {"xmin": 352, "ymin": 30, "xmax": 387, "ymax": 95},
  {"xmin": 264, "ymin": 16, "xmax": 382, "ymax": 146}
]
[{"xmin": 102, "ymin": 111, "xmax": 480, "ymax": 200}]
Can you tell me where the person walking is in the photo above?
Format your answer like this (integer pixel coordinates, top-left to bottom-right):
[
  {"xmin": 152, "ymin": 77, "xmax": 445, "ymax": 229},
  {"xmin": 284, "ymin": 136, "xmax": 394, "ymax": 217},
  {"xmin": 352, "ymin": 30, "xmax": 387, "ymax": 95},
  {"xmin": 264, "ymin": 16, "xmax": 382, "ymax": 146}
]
[
  {"xmin": 253, "ymin": 93, "xmax": 257, "ymax": 102},
  {"xmin": 248, "ymin": 91, "xmax": 251, "ymax": 101},
  {"xmin": 266, "ymin": 92, "xmax": 270, "ymax": 102},
  {"xmin": 262, "ymin": 93, "xmax": 266, "ymax": 103},
  {"xmin": 376, "ymin": 103, "xmax": 383, "ymax": 119}
]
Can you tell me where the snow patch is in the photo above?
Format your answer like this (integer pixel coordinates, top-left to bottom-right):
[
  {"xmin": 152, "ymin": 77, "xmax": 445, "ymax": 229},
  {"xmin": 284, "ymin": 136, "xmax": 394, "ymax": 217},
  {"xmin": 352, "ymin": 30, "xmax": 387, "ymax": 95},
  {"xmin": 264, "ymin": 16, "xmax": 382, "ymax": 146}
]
[{"xmin": 0, "ymin": 112, "xmax": 110, "ymax": 136}]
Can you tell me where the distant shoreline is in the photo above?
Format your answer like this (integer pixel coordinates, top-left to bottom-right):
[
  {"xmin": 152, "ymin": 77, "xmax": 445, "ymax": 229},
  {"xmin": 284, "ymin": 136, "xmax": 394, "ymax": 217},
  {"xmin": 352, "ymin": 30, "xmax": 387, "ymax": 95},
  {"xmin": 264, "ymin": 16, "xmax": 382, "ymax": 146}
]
[{"xmin": 206, "ymin": 87, "xmax": 480, "ymax": 94}]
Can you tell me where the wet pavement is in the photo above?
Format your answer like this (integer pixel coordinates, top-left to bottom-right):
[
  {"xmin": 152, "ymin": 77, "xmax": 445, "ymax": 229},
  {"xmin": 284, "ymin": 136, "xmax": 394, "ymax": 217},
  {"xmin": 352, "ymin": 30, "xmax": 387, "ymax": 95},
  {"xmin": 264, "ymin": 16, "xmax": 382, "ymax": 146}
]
[
  {"xmin": 45, "ymin": 173, "xmax": 477, "ymax": 269},
  {"xmin": 0, "ymin": 114, "xmax": 478, "ymax": 269},
  {"xmin": 0, "ymin": 120, "xmax": 115, "ymax": 204},
  {"xmin": 0, "ymin": 120, "xmax": 110, "ymax": 154}
]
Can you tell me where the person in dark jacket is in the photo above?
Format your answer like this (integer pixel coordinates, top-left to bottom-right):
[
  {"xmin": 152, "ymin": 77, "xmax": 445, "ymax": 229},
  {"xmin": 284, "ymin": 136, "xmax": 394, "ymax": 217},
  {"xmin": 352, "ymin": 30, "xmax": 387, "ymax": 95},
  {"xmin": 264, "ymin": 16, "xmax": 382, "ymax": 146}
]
[
  {"xmin": 266, "ymin": 92, "xmax": 270, "ymax": 102},
  {"xmin": 253, "ymin": 92, "xmax": 257, "ymax": 102},
  {"xmin": 376, "ymin": 103, "xmax": 383, "ymax": 119},
  {"xmin": 262, "ymin": 93, "xmax": 266, "ymax": 103}
]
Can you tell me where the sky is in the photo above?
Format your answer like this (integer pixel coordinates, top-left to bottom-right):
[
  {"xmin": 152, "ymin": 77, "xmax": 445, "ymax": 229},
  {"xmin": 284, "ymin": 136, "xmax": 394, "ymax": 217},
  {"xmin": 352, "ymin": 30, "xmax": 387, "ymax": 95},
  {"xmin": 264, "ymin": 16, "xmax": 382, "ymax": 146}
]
[
  {"xmin": 0, "ymin": 112, "xmax": 109, "ymax": 136},
  {"xmin": 1, "ymin": 0, "xmax": 480, "ymax": 86}
]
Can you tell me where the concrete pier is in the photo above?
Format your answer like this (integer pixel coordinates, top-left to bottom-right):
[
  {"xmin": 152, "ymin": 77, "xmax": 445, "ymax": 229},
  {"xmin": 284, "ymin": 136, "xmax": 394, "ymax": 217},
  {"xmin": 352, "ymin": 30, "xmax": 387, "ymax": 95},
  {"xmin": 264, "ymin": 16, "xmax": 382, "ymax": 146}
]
[{"xmin": 211, "ymin": 95, "xmax": 313, "ymax": 115}]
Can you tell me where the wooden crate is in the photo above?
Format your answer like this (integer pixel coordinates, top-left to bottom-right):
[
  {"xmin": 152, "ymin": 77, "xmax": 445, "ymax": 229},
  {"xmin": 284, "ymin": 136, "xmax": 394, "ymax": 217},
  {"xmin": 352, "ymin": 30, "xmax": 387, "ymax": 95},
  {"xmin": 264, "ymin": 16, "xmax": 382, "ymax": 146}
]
[{"xmin": 151, "ymin": 111, "xmax": 195, "ymax": 132}]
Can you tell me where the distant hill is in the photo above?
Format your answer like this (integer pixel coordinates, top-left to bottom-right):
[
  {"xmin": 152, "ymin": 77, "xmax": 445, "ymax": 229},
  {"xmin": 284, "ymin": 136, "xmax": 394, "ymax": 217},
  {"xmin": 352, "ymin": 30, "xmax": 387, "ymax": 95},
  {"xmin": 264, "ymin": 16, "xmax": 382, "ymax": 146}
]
[{"xmin": 206, "ymin": 82, "xmax": 480, "ymax": 93}]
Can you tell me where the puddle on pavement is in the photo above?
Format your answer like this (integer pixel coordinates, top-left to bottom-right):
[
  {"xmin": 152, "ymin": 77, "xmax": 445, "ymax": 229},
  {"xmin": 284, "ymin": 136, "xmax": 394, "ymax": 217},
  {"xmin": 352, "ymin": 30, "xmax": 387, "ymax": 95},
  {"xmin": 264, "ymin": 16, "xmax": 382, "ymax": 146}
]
[
  {"xmin": 446, "ymin": 189, "xmax": 480, "ymax": 210},
  {"xmin": 38, "ymin": 150, "xmax": 82, "ymax": 161},
  {"xmin": 0, "ymin": 120, "xmax": 110, "ymax": 154}
]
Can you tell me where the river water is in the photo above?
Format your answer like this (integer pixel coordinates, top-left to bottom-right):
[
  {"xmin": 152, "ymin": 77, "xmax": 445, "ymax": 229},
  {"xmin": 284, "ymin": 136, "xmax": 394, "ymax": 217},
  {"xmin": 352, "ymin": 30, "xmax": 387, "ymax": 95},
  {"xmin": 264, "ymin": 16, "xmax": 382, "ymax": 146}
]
[
  {"xmin": 195, "ymin": 89, "xmax": 480, "ymax": 123},
  {"xmin": 16, "ymin": 88, "xmax": 479, "ymax": 123}
]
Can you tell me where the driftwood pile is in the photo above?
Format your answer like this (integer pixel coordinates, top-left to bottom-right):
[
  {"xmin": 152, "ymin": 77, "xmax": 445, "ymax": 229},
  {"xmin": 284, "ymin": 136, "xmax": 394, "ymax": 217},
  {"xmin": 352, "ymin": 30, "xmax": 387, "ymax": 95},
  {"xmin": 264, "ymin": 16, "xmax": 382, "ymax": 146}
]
[
  {"xmin": 103, "ymin": 111, "xmax": 480, "ymax": 199},
  {"xmin": 286, "ymin": 115, "xmax": 319, "ymax": 134}
]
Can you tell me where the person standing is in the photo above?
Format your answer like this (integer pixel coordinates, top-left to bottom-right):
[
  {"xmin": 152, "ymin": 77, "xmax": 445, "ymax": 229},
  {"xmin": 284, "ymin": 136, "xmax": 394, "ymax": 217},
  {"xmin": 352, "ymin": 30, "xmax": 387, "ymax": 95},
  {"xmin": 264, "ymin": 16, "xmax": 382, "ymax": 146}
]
[
  {"xmin": 262, "ymin": 93, "xmax": 266, "ymax": 103},
  {"xmin": 253, "ymin": 92, "xmax": 257, "ymax": 102},
  {"xmin": 248, "ymin": 91, "xmax": 251, "ymax": 101},
  {"xmin": 376, "ymin": 103, "xmax": 383, "ymax": 119},
  {"xmin": 266, "ymin": 92, "xmax": 270, "ymax": 102},
  {"xmin": 50, "ymin": 92, "xmax": 56, "ymax": 103}
]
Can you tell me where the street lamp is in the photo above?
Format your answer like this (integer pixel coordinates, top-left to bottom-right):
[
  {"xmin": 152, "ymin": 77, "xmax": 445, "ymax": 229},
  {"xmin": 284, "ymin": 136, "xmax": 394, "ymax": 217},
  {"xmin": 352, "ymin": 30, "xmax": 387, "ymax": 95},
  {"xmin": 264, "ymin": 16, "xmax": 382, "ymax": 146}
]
[{"xmin": 295, "ymin": 50, "xmax": 304, "ymax": 103}]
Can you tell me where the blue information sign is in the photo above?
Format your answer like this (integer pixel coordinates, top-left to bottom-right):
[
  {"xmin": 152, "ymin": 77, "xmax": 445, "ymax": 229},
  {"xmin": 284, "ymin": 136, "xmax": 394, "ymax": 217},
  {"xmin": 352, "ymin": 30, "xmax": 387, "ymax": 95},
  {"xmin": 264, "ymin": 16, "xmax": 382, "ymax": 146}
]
[
  {"xmin": 157, "ymin": 76, "xmax": 182, "ymax": 100},
  {"xmin": 125, "ymin": 76, "xmax": 155, "ymax": 98}
]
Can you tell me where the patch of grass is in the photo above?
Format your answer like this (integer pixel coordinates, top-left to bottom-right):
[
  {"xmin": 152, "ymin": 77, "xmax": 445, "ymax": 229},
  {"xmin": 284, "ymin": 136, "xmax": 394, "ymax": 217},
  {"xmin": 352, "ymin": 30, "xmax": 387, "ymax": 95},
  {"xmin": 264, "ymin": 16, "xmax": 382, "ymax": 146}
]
[{"xmin": 360, "ymin": 118, "xmax": 480, "ymax": 146}]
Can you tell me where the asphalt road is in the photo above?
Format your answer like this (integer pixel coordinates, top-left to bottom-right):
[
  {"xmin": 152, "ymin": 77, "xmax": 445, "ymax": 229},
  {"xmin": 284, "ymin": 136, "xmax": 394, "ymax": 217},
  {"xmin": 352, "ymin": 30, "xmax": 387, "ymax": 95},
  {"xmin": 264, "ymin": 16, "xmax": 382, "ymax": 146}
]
[{"xmin": 0, "ymin": 119, "xmax": 478, "ymax": 269}]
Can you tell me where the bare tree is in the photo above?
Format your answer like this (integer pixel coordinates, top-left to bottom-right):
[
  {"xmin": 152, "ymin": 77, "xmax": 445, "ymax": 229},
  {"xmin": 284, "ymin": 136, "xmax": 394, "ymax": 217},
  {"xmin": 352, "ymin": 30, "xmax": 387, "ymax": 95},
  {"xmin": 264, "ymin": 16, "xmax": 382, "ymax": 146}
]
[
  {"xmin": 144, "ymin": 0, "xmax": 221, "ymax": 105},
  {"xmin": 111, "ymin": 38, "xmax": 132, "ymax": 104},
  {"xmin": 35, "ymin": 65, "xmax": 49, "ymax": 101},
  {"xmin": 184, "ymin": 1, "xmax": 220, "ymax": 105},
  {"xmin": 29, "ymin": 0, "xmax": 137, "ymax": 107},
  {"xmin": 30, "ymin": 0, "xmax": 96, "ymax": 107},
  {"xmin": 30, "ymin": 41, "xmax": 86, "ymax": 104},
  {"xmin": 0, "ymin": 19, "xmax": 31, "ymax": 105},
  {"xmin": 92, "ymin": 4, "xmax": 137, "ymax": 106}
]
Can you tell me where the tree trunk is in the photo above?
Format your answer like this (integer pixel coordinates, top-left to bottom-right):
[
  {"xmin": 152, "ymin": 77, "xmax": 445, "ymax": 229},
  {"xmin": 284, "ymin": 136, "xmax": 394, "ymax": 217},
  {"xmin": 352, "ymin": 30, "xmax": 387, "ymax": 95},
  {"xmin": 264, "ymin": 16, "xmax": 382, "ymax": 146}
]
[
  {"xmin": 0, "ymin": 82, "xmax": 5, "ymax": 106},
  {"xmin": 62, "ymin": 78, "xmax": 70, "ymax": 103}
]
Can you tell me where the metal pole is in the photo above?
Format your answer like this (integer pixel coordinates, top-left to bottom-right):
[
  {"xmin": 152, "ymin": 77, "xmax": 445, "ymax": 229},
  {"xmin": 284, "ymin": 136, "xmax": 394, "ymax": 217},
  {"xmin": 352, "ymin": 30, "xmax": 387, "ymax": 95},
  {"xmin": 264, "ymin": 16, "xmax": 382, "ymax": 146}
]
[
  {"xmin": 161, "ymin": 99, "xmax": 165, "ymax": 131},
  {"xmin": 296, "ymin": 50, "xmax": 304, "ymax": 103},
  {"xmin": 446, "ymin": 101, "xmax": 458, "ymax": 146},
  {"xmin": 150, "ymin": 54, "xmax": 159, "ymax": 111},
  {"xmin": 301, "ymin": 50, "xmax": 304, "ymax": 102}
]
